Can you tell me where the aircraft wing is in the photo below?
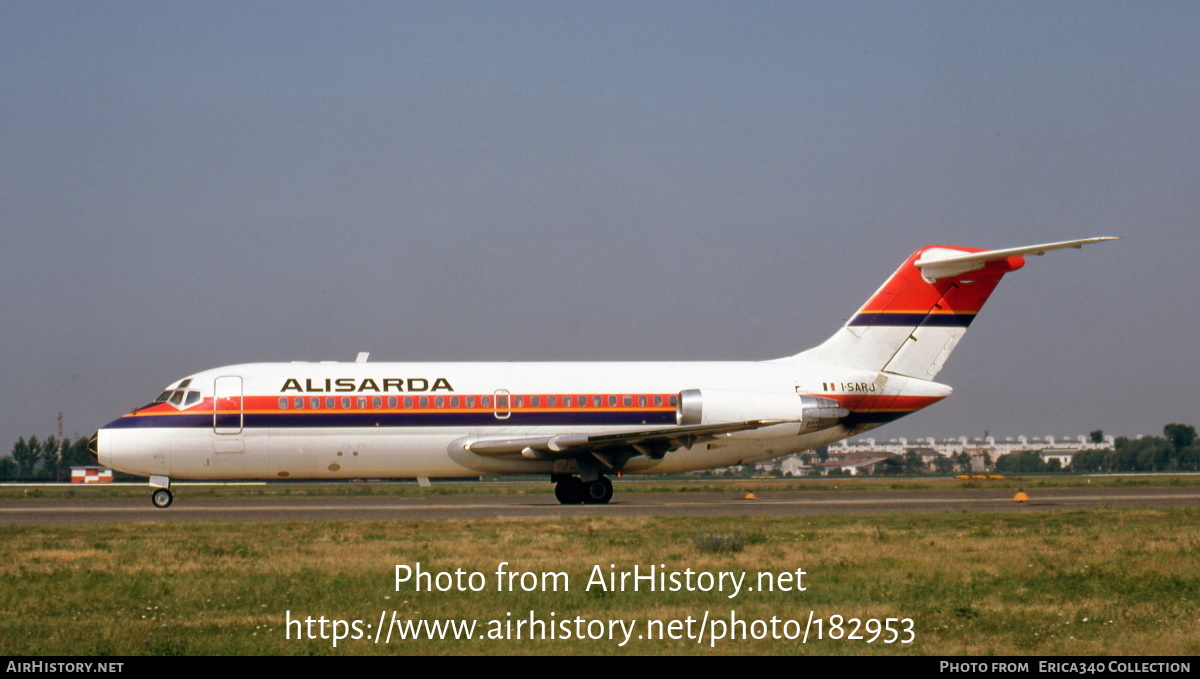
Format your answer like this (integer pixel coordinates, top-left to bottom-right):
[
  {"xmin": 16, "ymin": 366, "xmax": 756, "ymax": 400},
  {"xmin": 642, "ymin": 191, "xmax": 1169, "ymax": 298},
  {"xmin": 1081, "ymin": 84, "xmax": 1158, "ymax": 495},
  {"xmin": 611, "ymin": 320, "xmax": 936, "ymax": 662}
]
[{"xmin": 466, "ymin": 420, "xmax": 794, "ymax": 459}]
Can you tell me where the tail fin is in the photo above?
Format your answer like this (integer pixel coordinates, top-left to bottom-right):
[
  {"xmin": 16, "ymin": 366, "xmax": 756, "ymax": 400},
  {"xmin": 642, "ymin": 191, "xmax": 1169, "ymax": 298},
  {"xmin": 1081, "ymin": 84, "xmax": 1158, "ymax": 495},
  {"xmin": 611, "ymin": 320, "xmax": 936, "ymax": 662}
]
[{"xmin": 788, "ymin": 238, "xmax": 1117, "ymax": 380}]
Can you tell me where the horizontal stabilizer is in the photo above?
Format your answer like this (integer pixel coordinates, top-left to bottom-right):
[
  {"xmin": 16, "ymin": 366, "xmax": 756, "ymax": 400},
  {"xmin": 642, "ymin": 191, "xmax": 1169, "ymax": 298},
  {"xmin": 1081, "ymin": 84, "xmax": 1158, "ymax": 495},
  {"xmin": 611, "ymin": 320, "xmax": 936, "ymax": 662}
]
[{"xmin": 915, "ymin": 237, "xmax": 1118, "ymax": 282}]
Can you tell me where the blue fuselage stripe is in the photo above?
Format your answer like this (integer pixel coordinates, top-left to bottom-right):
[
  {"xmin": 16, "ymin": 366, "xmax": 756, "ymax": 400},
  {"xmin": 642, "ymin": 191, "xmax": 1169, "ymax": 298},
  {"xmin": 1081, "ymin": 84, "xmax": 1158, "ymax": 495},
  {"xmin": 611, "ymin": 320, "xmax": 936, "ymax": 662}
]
[
  {"xmin": 104, "ymin": 410, "xmax": 677, "ymax": 430},
  {"xmin": 849, "ymin": 312, "xmax": 975, "ymax": 327}
]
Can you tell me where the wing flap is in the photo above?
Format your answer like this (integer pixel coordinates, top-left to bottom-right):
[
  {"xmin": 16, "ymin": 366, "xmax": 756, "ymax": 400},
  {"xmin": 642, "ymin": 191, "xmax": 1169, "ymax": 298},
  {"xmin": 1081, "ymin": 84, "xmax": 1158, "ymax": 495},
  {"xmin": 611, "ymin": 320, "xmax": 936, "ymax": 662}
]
[{"xmin": 466, "ymin": 420, "xmax": 794, "ymax": 458}]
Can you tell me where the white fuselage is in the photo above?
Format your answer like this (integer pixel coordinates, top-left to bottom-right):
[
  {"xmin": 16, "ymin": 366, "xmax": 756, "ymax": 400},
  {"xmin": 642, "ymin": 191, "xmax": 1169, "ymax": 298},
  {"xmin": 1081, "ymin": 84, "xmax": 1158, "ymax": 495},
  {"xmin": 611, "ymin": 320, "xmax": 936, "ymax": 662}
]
[{"xmin": 94, "ymin": 359, "xmax": 951, "ymax": 481}]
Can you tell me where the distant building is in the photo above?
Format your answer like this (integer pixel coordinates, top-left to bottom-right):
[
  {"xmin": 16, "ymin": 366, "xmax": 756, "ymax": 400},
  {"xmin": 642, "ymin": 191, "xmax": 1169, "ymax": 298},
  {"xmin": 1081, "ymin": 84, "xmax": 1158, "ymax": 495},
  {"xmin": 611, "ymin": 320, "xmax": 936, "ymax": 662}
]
[
  {"xmin": 748, "ymin": 454, "xmax": 816, "ymax": 476},
  {"xmin": 815, "ymin": 455, "xmax": 897, "ymax": 476},
  {"xmin": 828, "ymin": 433, "xmax": 1114, "ymax": 471},
  {"xmin": 1038, "ymin": 448, "xmax": 1081, "ymax": 468},
  {"xmin": 778, "ymin": 456, "xmax": 815, "ymax": 477},
  {"xmin": 712, "ymin": 433, "xmax": 1110, "ymax": 477}
]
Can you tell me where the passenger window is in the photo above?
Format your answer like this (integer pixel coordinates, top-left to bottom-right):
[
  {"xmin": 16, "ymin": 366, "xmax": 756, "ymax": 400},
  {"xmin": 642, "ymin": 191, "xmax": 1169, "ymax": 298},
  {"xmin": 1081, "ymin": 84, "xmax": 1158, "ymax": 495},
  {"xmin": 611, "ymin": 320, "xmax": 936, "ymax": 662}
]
[
  {"xmin": 279, "ymin": 397, "xmax": 288, "ymax": 410},
  {"xmin": 419, "ymin": 396, "xmax": 429, "ymax": 408},
  {"xmin": 310, "ymin": 397, "xmax": 320, "ymax": 409},
  {"xmin": 341, "ymin": 397, "xmax": 351, "ymax": 409},
  {"xmin": 547, "ymin": 395, "xmax": 556, "ymax": 407},
  {"xmin": 638, "ymin": 395, "xmax": 647, "ymax": 407},
  {"xmin": 623, "ymin": 395, "xmax": 632, "ymax": 407},
  {"xmin": 435, "ymin": 396, "xmax": 444, "ymax": 408},
  {"xmin": 466, "ymin": 396, "xmax": 475, "ymax": 408},
  {"xmin": 357, "ymin": 397, "xmax": 366, "ymax": 409},
  {"xmin": 654, "ymin": 395, "xmax": 663, "ymax": 407},
  {"xmin": 450, "ymin": 396, "xmax": 459, "ymax": 408},
  {"xmin": 514, "ymin": 396, "xmax": 524, "ymax": 408},
  {"xmin": 388, "ymin": 396, "xmax": 397, "ymax": 409},
  {"xmin": 608, "ymin": 395, "xmax": 617, "ymax": 407},
  {"xmin": 481, "ymin": 396, "xmax": 491, "ymax": 408},
  {"xmin": 668, "ymin": 394, "xmax": 678, "ymax": 406},
  {"xmin": 592, "ymin": 395, "xmax": 601, "ymax": 408},
  {"xmin": 373, "ymin": 396, "xmax": 382, "ymax": 409},
  {"xmin": 562, "ymin": 395, "xmax": 572, "ymax": 407},
  {"xmin": 326, "ymin": 397, "xmax": 335, "ymax": 409},
  {"xmin": 294, "ymin": 397, "xmax": 304, "ymax": 409},
  {"xmin": 404, "ymin": 396, "xmax": 413, "ymax": 409},
  {"xmin": 530, "ymin": 396, "xmax": 540, "ymax": 407}
]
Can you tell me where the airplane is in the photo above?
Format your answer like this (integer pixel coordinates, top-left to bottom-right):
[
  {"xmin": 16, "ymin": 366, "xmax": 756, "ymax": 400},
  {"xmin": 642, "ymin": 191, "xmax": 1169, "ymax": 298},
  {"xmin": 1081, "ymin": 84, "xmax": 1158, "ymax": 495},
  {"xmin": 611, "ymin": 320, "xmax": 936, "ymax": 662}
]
[{"xmin": 90, "ymin": 237, "xmax": 1116, "ymax": 508}]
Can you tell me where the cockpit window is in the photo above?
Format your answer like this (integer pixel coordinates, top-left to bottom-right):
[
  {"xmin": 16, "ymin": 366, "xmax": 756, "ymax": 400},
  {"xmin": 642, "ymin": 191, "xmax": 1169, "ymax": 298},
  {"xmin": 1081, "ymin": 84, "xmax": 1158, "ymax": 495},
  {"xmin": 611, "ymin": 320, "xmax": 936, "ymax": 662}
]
[
  {"xmin": 178, "ymin": 379, "xmax": 192, "ymax": 388},
  {"xmin": 154, "ymin": 386, "xmax": 203, "ymax": 410}
]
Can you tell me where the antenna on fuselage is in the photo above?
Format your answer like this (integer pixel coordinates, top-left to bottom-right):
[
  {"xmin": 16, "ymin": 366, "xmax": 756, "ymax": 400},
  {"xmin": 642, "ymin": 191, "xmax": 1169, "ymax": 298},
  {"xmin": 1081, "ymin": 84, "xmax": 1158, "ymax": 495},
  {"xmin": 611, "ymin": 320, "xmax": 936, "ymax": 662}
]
[{"xmin": 355, "ymin": 352, "xmax": 369, "ymax": 363}]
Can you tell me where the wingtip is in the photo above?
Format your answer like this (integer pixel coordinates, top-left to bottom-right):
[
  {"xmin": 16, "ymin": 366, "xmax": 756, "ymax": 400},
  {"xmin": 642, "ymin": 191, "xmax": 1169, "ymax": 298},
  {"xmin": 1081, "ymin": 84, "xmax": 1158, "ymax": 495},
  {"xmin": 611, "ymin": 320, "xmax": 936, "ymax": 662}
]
[{"xmin": 1073, "ymin": 236, "xmax": 1120, "ymax": 249}]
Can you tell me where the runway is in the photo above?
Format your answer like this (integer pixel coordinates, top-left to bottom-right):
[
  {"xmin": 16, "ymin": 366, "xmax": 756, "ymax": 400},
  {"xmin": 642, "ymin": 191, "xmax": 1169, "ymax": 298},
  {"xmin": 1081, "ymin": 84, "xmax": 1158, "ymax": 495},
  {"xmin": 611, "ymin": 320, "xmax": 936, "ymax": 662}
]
[{"xmin": 2, "ymin": 486, "xmax": 1197, "ymax": 525}]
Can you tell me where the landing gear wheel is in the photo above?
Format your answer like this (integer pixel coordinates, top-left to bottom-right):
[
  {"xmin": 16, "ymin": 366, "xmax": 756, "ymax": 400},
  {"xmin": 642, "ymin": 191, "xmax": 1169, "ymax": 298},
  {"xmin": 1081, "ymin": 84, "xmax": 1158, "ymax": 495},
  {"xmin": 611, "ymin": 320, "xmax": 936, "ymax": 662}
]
[
  {"xmin": 554, "ymin": 477, "xmax": 584, "ymax": 505},
  {"xmin": 151, "ymin": 488, "xmax": 173, "ymax": 509},
  {"xmin": 583, "ymin": 476, "xmax": 613, "ymax": 505}
]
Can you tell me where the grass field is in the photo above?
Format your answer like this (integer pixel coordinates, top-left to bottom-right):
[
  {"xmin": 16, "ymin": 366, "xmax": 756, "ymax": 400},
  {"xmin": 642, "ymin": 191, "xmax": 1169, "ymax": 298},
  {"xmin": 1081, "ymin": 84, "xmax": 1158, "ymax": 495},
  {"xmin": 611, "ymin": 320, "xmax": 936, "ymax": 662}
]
[
  {"xmin": 1, "ymin": 502, "xmax": 1198, "ymax": 655},
  {"xmin": 4, "ymin": 472, "xmax": 1199, "ymax": 502}
]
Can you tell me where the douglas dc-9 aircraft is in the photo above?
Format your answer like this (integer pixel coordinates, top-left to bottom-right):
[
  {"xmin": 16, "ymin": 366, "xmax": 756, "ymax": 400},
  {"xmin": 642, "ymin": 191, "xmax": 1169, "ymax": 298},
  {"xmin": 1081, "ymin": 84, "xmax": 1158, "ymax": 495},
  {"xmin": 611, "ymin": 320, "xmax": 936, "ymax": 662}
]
[{"xmin": 91, "ymin": 238, "xmax": 1115, "ymax": 508}]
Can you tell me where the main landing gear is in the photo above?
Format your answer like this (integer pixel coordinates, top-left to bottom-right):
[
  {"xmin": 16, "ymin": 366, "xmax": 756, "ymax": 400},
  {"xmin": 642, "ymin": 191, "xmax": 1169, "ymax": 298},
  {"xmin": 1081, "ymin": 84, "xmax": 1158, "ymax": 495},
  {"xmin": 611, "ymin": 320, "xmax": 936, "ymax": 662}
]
[{"xmin": 553, "ymin": 474, "xmax": 613, "ymax": 505}]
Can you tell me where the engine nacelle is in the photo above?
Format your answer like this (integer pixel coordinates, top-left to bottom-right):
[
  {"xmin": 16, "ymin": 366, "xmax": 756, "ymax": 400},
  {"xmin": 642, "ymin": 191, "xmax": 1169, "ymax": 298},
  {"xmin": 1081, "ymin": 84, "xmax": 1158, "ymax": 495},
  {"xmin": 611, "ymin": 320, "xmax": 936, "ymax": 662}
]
[{"xmin": 676, "ymin": 389, "xmax": 847, "ymax": 436}]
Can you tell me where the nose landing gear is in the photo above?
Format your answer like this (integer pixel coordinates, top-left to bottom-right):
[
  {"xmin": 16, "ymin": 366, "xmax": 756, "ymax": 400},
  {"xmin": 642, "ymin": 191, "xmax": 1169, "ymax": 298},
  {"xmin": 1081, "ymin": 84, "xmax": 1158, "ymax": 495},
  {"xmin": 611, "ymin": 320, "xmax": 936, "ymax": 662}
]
[
  {"xmin": 151, "ymin": 488, "xmax": 174, "ymax": 509},
  {"xmin": 148, "ymin": 475, "xmax": 173, "ymax": 509}
]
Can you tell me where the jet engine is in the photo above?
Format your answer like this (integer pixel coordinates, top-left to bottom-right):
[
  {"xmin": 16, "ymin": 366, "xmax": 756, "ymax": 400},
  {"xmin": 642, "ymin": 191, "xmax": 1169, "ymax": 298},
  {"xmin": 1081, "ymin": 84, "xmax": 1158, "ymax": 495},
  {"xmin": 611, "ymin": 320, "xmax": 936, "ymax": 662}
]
[{"xmin": 676, "ymin": 389, "xmax": 847, "ymax": 436}]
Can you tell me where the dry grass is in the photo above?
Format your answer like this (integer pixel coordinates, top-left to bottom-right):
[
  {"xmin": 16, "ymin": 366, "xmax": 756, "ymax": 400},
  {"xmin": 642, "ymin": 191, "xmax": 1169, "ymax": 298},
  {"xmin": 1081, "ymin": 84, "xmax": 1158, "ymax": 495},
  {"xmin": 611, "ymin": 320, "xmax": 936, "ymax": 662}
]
[{"xmin": 0, "ymin": 509, "xmax": 1197, "ymax": 655}]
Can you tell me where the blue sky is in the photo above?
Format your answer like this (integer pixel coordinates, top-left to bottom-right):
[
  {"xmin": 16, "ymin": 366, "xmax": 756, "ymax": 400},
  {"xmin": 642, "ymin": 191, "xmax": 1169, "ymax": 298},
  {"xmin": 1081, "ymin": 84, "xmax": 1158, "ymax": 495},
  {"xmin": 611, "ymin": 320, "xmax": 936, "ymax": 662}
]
[{"xmin": 2, "ymin": 1, "xmax": 1197, "ymax": 449}]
